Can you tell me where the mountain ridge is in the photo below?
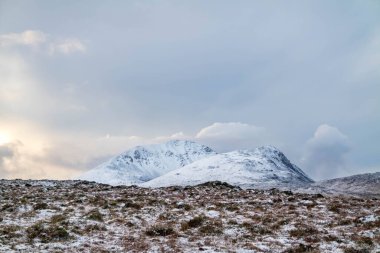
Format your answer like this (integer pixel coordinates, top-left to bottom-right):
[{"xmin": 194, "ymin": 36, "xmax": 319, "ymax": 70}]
[
  {"xmin": 79, "ymin": 140, "xmax": 314, "ymax": 188},
  {"xmin": 141, "ymin": 145, "xmax": 313, "ymax": 188}
]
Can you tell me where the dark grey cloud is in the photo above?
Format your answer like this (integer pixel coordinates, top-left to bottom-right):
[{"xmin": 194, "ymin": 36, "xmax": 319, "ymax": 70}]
[
  {"xmin": 0, "ymin": 1, "xmax": 379, "ymax": 179},
  {"xmin": 0, "ymin": 141, "xmax": 21, "ymax": 177},
  {"xmin": 0, "ymin": 143, "xmax": 14, "ymax": 161}
]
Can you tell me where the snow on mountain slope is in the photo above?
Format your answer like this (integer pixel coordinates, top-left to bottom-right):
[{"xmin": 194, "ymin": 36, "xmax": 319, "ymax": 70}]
[
  {"xmin": 78, "ymin": 140, "xmax": 216, "ymax": 185},
  {"xmin": 141, "ymin": 146, "xmax": 314, "ymax": 188},
  {"xmin": 312, "ymin": 172, "xmax": 380, "ymax": 196}
]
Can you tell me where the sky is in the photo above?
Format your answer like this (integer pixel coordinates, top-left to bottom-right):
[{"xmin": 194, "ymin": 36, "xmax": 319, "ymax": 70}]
[{"xmin": 0, "ymin": 0, "xmax": 379, "ymax": 181}]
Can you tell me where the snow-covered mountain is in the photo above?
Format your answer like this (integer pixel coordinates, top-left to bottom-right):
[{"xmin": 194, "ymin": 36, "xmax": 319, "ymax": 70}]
[
  {"xmin": 141, "ymin": 146, "xmax": 314, "ymax": 188},
  {"xmin": 78, "ymin": 139, "xmax": 378, "ymax": 195},
  {"xmin": 78, "ymin": 140, "xmax": 216, "ymax": 185}
]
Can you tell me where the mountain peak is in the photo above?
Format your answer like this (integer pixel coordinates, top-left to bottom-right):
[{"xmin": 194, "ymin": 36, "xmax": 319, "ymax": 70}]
[
  {"xmin": 255, "ymin": 145, "xmax": 283, "ymax": 155},
  {"xmin": 78, "ymin": 140, "xmax": 216, "ymax": 185},
  {"xmin": 165, "ymin": 139, "xmax": 194, "ymax": 145}
]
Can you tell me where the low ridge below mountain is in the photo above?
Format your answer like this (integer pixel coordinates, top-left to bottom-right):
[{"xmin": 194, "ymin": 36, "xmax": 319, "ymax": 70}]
[
  {"xmin": 141, "ymin": 146, "xmax": 314, "ymax": 188},
  {"xmin": 78, "ymin": 140, "xmax": 216, "ymax": 185},
  {"xmin": 305, "ymin": 172, "xmax": 380, "ymax": 196}
]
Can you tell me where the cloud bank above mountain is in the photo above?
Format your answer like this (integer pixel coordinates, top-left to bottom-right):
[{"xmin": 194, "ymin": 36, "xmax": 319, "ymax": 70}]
[{"xmin": 195, "ymin": 122, "xmax": 272, "ymax": 152}]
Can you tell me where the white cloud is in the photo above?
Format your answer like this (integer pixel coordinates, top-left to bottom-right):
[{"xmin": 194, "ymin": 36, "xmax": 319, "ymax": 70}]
[
  {"xmin": 0, "ymin": 30, "xmax": 46, "ymax": 47},
  {"xmin": 154, "ymin": 131, "xmax": 191, "ymax": 142},
  {"xmin": 301, "ymin": 124, "xmax": 351, "ymax": 180},
  {"xmin": 0, "ymin": 30, "xmax": 85, "ymax": 55},
  {"xmin": 49, "ymin": 38, "xmax": 86, "ymax": 54},
  {"xmin": 195, "ymin": 122, "xmax": 272, "ymax": 152}
]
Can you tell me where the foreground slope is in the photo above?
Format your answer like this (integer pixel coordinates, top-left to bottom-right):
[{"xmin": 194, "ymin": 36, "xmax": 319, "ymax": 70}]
[
  {"xmin": 142, "ymin": 146, "xmax": 313, "ymax": 188},
  {"xmin": 78, "ymin": 140, "xmax": 216, "ymax": 185},
  {"xmin": 0, "ymin": 180, "xmax": 379, "ymax": 253}
]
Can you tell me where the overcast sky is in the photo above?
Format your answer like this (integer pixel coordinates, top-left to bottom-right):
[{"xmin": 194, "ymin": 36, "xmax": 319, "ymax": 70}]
[{"xmin": 0, "ymin": 0, "xmax": 379, "ymax": 181}]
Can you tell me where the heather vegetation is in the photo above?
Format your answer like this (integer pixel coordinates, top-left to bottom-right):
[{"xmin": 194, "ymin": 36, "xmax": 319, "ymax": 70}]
[{"xmin": 0, "ymin": 180, "xmax": 379, "ymax": 252}]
